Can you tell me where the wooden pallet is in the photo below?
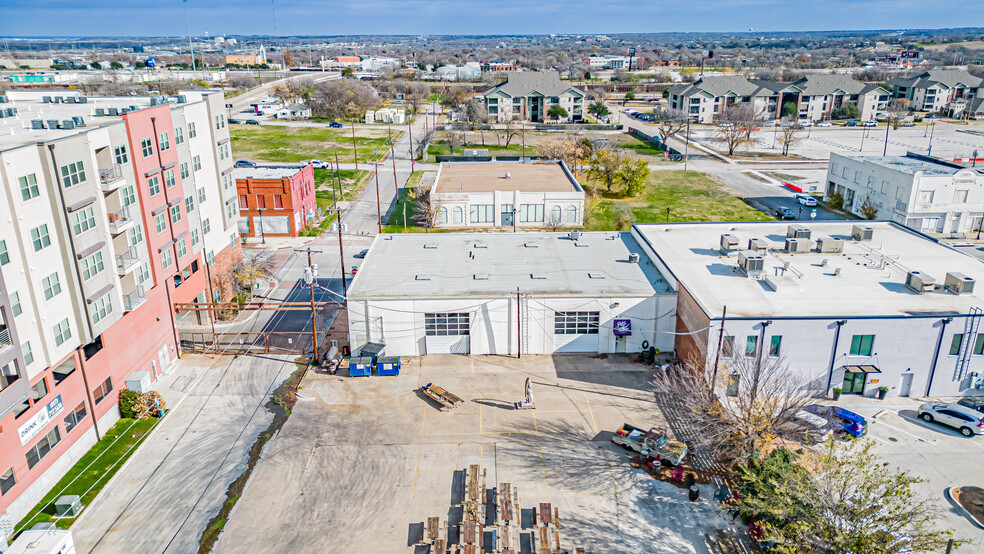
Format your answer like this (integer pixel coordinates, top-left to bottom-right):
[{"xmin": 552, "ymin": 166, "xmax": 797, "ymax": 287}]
[{"xmin": 422, "ymin": 383, "xmax": 464, "ymax": 411}]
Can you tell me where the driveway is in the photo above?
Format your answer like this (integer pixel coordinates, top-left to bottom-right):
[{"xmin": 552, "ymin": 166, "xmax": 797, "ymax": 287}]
[{"xmin": 216, "ymin": 354, "xmax": 745, "ymax": 553}]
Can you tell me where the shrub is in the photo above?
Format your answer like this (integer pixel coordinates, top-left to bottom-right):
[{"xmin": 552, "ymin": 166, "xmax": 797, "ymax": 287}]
[{"xmin": 118, "ymin": 389, "xmax": 141, "ymax": 419}]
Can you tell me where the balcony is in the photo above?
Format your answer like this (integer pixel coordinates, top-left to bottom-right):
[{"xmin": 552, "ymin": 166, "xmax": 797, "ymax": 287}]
[
  {"xmin": 0, "ymin": 328, "xmax": 12, "ymax": 356},
  {"xmin": 116, "ymin": 245, "xmax": 140, "ymax": 275},
  {"xmin": 123, "ymin": 285, "xmax": 147, "ymax": 312},
  {"xmin": 99, "ymin": 163, "xmax": 126, "ymax": 192},
  {"xmin": 107, "ymin": 205, "xmax": 136, "ymax": 235}
]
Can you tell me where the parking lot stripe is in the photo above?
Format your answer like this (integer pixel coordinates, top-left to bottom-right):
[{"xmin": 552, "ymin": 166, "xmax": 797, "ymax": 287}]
[
  {"xmin": 412, "ymin": 446, "xmax": 422, "ymax": 499},
  {"xmin": 537, "ymin": 445, "xmax": 550, "ymax": 493},
  {"xmin": 584, "ymin": 392, "xmax": 599, "ymax": 432}
]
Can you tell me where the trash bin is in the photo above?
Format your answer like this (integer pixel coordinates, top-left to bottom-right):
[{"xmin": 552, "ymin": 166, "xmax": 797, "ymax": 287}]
[
  {"xmin": 349, "ymin": 357, "xmax": 372, "ymax": 377},
  {"xmin": 376, "ymin": 356, "xmax": 401, "ymax": 376},
  {"xmin": 689, "ymin": 485, "xmax": 700, "ymax": 502}
]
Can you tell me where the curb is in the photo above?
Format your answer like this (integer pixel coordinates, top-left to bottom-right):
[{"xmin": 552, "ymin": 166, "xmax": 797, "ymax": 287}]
[{"xmin": 944, "ymin": 486, "xmax": 984, "ymax": 530}]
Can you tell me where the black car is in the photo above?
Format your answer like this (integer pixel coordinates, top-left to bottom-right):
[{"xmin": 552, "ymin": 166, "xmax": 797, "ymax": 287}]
[
  {"xmin": 228, "ymin": 118, "xmax": 242, "ymax": 125},
  {"xmin": 958, "ymin": 397, "xmax": 984, "ymax": 414},
  {"xmin": 234, "ymin": 160, "xmax": 257, "ymax": 168},
  {"xmin": 245, "ymin": 119, "xmax": 260, "ymax": 125},
  {"xmin": 775, "ymin": 207, "xmax": 796, "ymax": 220},
  {"xmin": 355, "ymin": 248, "xmax": 369, "ymax": 258}
]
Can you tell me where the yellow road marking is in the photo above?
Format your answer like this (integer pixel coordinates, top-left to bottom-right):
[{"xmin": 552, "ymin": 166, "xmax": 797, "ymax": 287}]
[
  {"xmin": 412, "ymin": 446, "xmax": 422, "ymax": 499},
  {"xmin": 584, "ymin": 392, "xmax": 599, "ymax": 432}
]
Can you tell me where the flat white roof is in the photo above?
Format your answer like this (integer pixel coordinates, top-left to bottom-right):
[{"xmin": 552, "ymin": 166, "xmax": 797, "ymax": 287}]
[
  {"xmin": 434, "ymin": 161, "xmax": 582, "ymax": 194},
  {"xmin": 635, "ymin": 221, "xmax": 984, "ymax": 319},
  {"xmin": 347, "ymin": 232, "xmax": 671, "ymax": 300},
  {"xmin": 233, "ymin": 164, "xmax": 307, "ymax": 180}
]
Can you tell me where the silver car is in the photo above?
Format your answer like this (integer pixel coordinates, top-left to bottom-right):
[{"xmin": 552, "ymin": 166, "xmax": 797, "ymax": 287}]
[{"xmin": 918, "ymin": 402, "xmax": 984, "ymax": 437}]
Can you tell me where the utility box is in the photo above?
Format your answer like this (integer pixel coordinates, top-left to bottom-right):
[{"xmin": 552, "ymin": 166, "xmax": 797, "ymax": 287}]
[
  {"xmin": 815, "ymin": 237, "xmax": 844, "ymax": 254},
  {"xmin": 784, "ymin": 238, "xmax": 811, "ymax": 253},
  {"xmin": 905, "ymin": 271, "xmax": 935, "ymax": 294},
  {"xmin": 125, "ymin": 371, "xmax": 151, "ymax": 394},
  {"xmin": 55, "ymin": 495, "xmax": 81, "ymax": 517},
  {"xmin": 944, "ymin": 272, "xmax": 975, "ymax": 295}
]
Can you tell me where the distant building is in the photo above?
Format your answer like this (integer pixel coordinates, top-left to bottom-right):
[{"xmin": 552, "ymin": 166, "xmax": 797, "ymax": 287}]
[
  {"xmin": 481, "ymin": 71, "xmax": 585, "ymax": 123},
  {"xmin": 275, "ymin": 104, "xmax": 312, "ymax": 120},
  {"xmin": 888, "ymin": 69, "xmax": 983, "ymax": 113},
  {"xmin": 225, "ymin": 54, "xmax": 264, "ymax": 66},
  {"xmin": 373, "ymin": 108, "xmax": 405, "ymax": 124},
  {"xmin": 234, "ymin": 163, "xmax": 317, "ymax": 238}
]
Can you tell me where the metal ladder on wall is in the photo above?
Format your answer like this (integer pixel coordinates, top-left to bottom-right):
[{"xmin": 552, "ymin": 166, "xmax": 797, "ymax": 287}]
[
  {"xmin": 521, "ymin": 295, "xmax": 531, "ymax": 356},
  {"xmin": 955, "ymin": 307, "xmax": 982, "ymax": 382}
]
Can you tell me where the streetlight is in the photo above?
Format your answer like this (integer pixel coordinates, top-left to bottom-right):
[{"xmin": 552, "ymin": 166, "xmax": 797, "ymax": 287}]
[
  {"xmin": 257, "ymin": 208, "xmax": 265, "ymax": 245},
  {"xmin": 927, "ymin": 119, "xmax": 936, "ymax": 156}
]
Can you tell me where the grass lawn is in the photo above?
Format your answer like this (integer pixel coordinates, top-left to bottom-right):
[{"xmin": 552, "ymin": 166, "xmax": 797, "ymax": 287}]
[
  {"xmin": 382, "ymin": 172, "xmax": 431, "ymax": 233},
  {"xmin": 15, "ymin": 417, "xmax": 160, "ymax": 535},
  {"xmin": 614, "ymin": 136, "xmax": 667, "ymax": 157},
  {"xmin": 301, "ymin": 169, "xmax": 372, "ymax": 237},
  {"xmin": 230, "ymin": 125, "xmax": 401, "ymax": 165},
  {"xmin": 427, "ymin": 141, "xmax": 535, "ymax": 157},
  {"xmin": 583, "ymin": 170, "xmax": 772, "ymax": 231}
]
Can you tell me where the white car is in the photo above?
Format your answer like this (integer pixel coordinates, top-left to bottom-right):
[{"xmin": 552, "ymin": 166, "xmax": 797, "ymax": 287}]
[
  {"xmin": 798, "ymin": 121, "xmax": 813, "ymax": 127},
  {"xmin": 816, "ymin": 122, "xmax": 832, "ymax": 127},
  {"xmin": 918, "ymin": 402, "xmax": 984, "ymax": 436},
  {"xmin": 795, "ymin": 194, "xmax": 817, "ymax": 207},
  {"xmin": 310, "ymin": 159, "xmax": 330, "ymax": 169}
]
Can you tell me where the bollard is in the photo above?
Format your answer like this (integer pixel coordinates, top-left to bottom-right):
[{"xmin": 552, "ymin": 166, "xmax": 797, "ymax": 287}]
[{"xmin": 689, "ymin": 485, "xmax": 699, "ymax": 502}]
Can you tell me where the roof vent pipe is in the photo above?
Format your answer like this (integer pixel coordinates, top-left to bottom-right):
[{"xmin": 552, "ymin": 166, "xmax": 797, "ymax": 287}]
[{"xmin": 504, "ymin": 172, "xmax": 511, "ymax": 179}]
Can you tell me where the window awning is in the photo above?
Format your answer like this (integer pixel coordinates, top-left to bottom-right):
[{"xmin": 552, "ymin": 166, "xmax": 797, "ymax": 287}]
[{"xmin": 844, "ymin": 365, "xmax": 881, "ymax": 374}]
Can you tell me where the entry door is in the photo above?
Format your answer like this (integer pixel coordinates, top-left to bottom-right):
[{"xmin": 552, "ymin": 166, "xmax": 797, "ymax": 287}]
[
  {"xmin": 842, "ymin": 372, "xmax": 865, "ymax": 395},
  {"xmin": 899, "ymin": 373, "xmax": 914, "ymax": 397},
  {"xmin": 158, "ymin": 345, "xmax": 170, "ymax": 373},
  {"xmin": 615, "ymin": 336, "xmax": 627, "ymax": 353},
  {"xmin": 501, "ymin": 204, "xmax": 514, "ymax": 227}
]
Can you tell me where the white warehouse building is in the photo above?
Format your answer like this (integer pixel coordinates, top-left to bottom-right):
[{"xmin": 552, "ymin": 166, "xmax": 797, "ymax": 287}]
[{"xmin": 346, "ymin": 232, "xmax": 676, "ymax": 356}]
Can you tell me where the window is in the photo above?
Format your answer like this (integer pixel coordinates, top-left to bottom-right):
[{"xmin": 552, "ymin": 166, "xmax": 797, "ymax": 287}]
[
  {"xmin": 19, "ymin": 174, "xmax": 40, "ymax": 201},
  {"xmin": 164, "ymin": 168, "xmax": 176, "ymax": 188},
  {"xmin": 11, "ymin": 292, "xmax": 21, "ymax": 317},
  {"xmin": 64, "ymin": 402, "xmax": 87, "ymax": 433},
  {"xmin": 53, "ymin": 318, "xmax": 71, "ymax": 346},
  {"xmin": 424, "ymin": 313, "xmax": 470, "ymax": 336},
  {"xmin": 31, "ymin": 224, "xmax": 51, "ymax": 251},
  {"xmin": 519, "ymin": 204, "xmax": 544, "ymax": 223},
  {"xmin": 452, "ymin": 206, "xmax": 464, "ymax": 224},
  {"xmin": 148, "ymin": 175, "xmax": 161, "ymax": 196},
  {"xmin": 42, "ymin": 272, "xmax": 62, "ymax": 300},
  {"xmin": 180, "ymin": 162, "xmax": 190, "ymax": 179},
  {"xmin": 190, "ymin": 228, "xmax": 200, "ymax": 247},
  {"xmin": 745, "ymin": 336, "xmax": 758, "ymax": 356},
  {"xmin": 551, "ymin": 205, "xmax": 562, "ymax": 223},
  {"xmin": 206, "ymin": 251, "xmax": 216, "ymax": 265},
  {"xmin": 0, "ymin": 468, "xmax": 14, "ymax": 496},
  {"xmin": 141, "ymin": 137, "xmax": 154, "ymax": 157},
  {"xmin": 93, "ymin": 377, "xmax": 113, "ymax": 405},
  {"xmin": 159, "ymin": 132, "xmax": 171, "ymax": 152},
  {"xmin": 188, "ymin": 122, "xmax": 197, "ymax": 138},
  {"xmin": 273, "ymin": 195, "xmax": 283, "ymax": 209},
  {"xmin": 721, "ymin": 336, "xmax": 735, "ymax": 357},
  {"xmin": 71, "ymin": 206, "xmax": 96, "ymax": 235},
  {"xmin": 437, "ymin": 206, "xmax": 448, "ymax": 224},
  {"xmin": 176, "ymin": 239, "xmax": 187, "ymax": 259},
  {"xmin": 154, "ymin": 213, "xmax": 167, "ymax": 233},
  {"xmin": 256, "ymin": 195, "xmax": 266, "ymax": 209},
  {"xmin": 60, "ymin": 161, "xmax": 86, "ymax": 187},
  {"xmin": 30, "ymin": 378, "xmax": 48, "ymax": 402},
  {"xmin": 198, "ymin": 187, "xmax": 206, "ymax": 204},
  {"xmin": 917, "ymin": 190, "xmax": 933, "ymax": 204},
  {"xmin": 161, "ymin": 249, "xmax": 173, "ymax": 270},
  {"xmin": 22, "ymin": 341, "xmax": 33, "ymax": 366},
  {"xmin": 223, "ymin": 174, "xmax": 234, "ymax": 190},
  {"xmin": 239, "ymin": 195, "xmax": 249, "ymax": 209},
  {"xmin": 114, "ymin": 144, "xmax": 129, "ymax": 164},
  {"xmin": 192, "ymin": 155, "xmax": 201, "ymax": 171},
  {"xmin": 26, "ymin": 427, "xmax": 61, "ymax": 469},
  {"xmin": 91, "ymin": 293, "xmax": 113, "ymax": 324},
  {"xmin": 121, "ymin": 184, "xmax": 136, "ymax": 206},
  {"xmin": 566, "ymin": 205, "xmax": 577, "ymax": 223},
  {"xmin": 769, "ymin": 336, "xmax": 782, "ymax": 357},
  {"xmin": 554, "ymin": 311, "xmax": 600, "ymax": 335},
  {"xmin": 170, "ymin": 204, "xmax": 182, "ymax": 224},
  {"xmin": 470, "ymin": 204, "xmax": 494, "ymax": 223},
  {"xmin": 175, "ymin": 126, "xmax": 185, "ymax": 145},
  {"xmin": 849, "ymin": 334, "xmax": 874, "ymax": 356},
  {"xmin": 975, "ymin": 334, "xmax": 984, "ymax": 355},
  {"xmin": 0, "ymin": 240, "xmax": 8, "ymax": 265},
  {"xmin": 80, "ymin": 252, "xmax": 105, "ymax": 280},
  {"xmin": 954, "ymin": 190, "xmax": 969, "ymax": 203},
  {"xmin": 128, "ymin": 225, "xmax": 144, "ymax": 246},
  {"xmin": 950, "ymin": 334, "xmax": 964, "ymax": 356},
  {"xmin": 202, "ymin": 218, "xmax": 211, "ymax": 234},
  {"xmin": 137, "ymin": 262, "xmax": 150, "ymax": 284},
  {"xmin": 185, "ymin": 196, "xmax": 195, "ymax": 214}
]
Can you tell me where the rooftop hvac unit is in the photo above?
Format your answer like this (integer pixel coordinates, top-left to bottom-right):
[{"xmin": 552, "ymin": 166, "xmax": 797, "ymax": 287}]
[
  {"xmin": 786, "ymin": 225, "xmax": 811, "ymax": 239},
  {"xmin": 31, "ymin": 120, "xmax": 44, "ymax": 129},
  {"xmin": 628, "ymin": 253, "xmax": 640, "ymax": 264},
  {"xmin": 120, "ymin": 107, "xmax": 131, "ymax": 114},
  {"xmin": 72, "ymin": 116, "xmax": 85, "ymax": 126},
  {"xmin": 852, "ymin": 225, "xmax": 874, "ymax": 241},
  {"xmin": 944, "ymin": 272, "xmax": 975, "ymax": 295},
  {"xmin": 129, "ymin": 105, "xmax": 139, "ymax": 111},
  {"xmin": 61, "ymin": 120, "xmax": 75, "ymax": 130},
  {"xmin": 720, "ymin": 233, "xmax": 739, "ymax": 254},
  {"xmin": 747, "ymin": 238, "xmax": 769, "ymax": 252},
  {"xmin": 64, "ymin": 96, "xmax": 76, "ymax": 104},
  {"xmin": 108, "ymin": 108, "xmax": 118, "ymax": 116},
  {"xmin": 4, "ymin": 108, "xmax": 14, "ymax": 117},
  {"xmin": 0, "ymin": 111, "xmax": 4, "ymax": 119},
  {"xmin": 47, "ymin": 119, "xmax": 60, "ymax": 130},
  {"xmin": 150, "ymin": 97, "xmax": 161, "ymax": 107},
  {"xmin": 42, "ymin": 96, "xmax": 51, "ymax": 103},
  {"xmin": 95, "ymin": 108, "xmax": 106, "ymax": 116},
  {"xmin": 569, "ymin": 229, "xmax": 581, "ymax": 241},
  {"xmin": 738, "ymin": 251, "xmax": 765, "ymax": 277},
  {"xmin": 0, "ymin": 95, "xmax": 7, "ymax": 103},
  {"xmin": 176, "ymin": 95, "xmax": 187, "ymax": 104},
  {"xmin": 784, "ymin": 237, "xmax": 811, "ymax": 253},
  {"xmin": 905, "ymin": 271, "xmax": 935, "ymax": 294},
  {"xmin": 52, "ymin": 96, "xmax": 62, "ymax": 104},
  {"xmin": 78, "ymin": 96, "xmax": 87, "ymax": 103},
  {"xmin": 815, "ymin": 237, "xmax": 844, "ymax": 254}
]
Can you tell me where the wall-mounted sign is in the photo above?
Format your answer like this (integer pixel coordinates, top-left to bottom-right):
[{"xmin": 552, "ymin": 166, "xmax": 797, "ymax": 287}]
[
  {"xmin": 613, "ymin": 319, "xmax": 632, "ymax": 336},
  {"xmin": 18, "ymin": 395, "xmax": 64, "ymax": 446}
]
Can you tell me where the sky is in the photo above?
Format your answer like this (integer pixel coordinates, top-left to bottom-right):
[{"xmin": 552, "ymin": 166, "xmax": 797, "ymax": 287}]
[{"xmin": 1, "ymin": 0, "xmax": 983, "ymax": 37}]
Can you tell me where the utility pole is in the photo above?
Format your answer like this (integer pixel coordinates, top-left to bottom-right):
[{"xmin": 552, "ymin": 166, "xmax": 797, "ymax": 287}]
[
  {"xmin": 351, "ymin": 119, "xmax": 359, "ymax": 170},
  {"xmin": 408, "ymin": 117, "xmax": 414, "ymax": 173},
  {"xmin": 333, "ymin": 152, "xmax": 347, "ymax": 292},
  {"xmin": 683, "ymin": 119, "xmax": 691, "ymax": 171},
  {"xmin": 389, "ymin": 124, "xmax": 398, "ymax": 196},
  {"xmin": 298, "ymin": 247, "xmax": 324, "ymax": 360},
  {"xmin": 883, "ymin": 120, "xmax": 891, "ymax": 156},
  {"xmin": 374, "ymin": 163, "xmax": 382, "ymax": 232}
]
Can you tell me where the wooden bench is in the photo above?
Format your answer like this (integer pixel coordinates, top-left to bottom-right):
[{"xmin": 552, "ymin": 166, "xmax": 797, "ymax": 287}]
[
  {"xmin": 426, "ymin": 516, "xmax": 441, "ymax": 541},
  {"xmin": 540, "ymin": 503, "xmax": 553, "ymax": 525},
  {"xmin": 499, "ymin": 483, "xmax": 512, "ymax": 524},
  {"xmin": 432, "ymin": 538, "xmax": 446, "ymax": 554},
  {"xmin": 539, "ymin": 526, "xmax": 550, "ymax": 551}
]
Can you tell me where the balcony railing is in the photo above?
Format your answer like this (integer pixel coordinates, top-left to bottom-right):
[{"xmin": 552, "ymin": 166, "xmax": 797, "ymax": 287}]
[
  {"xmin": 123, "ymin": 285, "xmax": 147, "ymax": 312},
  {"xmin": 0, "ymin": 328, "xmax": 12, "ymax": 356},
  {"xmin": 117, "ymin": 245, "xmax": 140, "ymax": 273},
  {"xmin": 107, "ymin": 205, "xmax": 133, "ymax": 232},
  {"xmin": 99, "ymin": 164, "xmax": 126, "ymax": 190}
]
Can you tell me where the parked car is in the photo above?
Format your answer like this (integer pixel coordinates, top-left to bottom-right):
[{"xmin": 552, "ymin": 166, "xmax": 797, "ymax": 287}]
[
  {"xmin": 228, "ymin": 118, "xmax": 242, "ymax": 125},
  {"xmin": 901, "ymin": 121, "xmax": 917, "ymax": 127},
  {"xmin": 844, "ymin": 121, "xmax": 859, "ymax": 127},
  {"xmin": 816, "ymin": 121, "xmax": 832, "ymax": 127},
  {"xmin": 957, "ymin": 397, "xmax": 984, "ymax": 414},
  {"xmin": 919, "ymin": 402, "xmax": 984, "ymax": 436},
  {"xmin": 245, "ymin": 119, "xmax": 261, "ymax": 125},
  {"xmin": 862, "ymin": 121, "xmax": 877, "ymax": 127},
  {"xmin": 798, "ymin": 121, "xmax": 813, "ymax": 128},
  {"xmin": 310, "ymin": 159, "xmax": 330, "ymax": 169},
  {"xmin": 355, "ymin": 248, "xmax": 369, "ymax": 259},
  {"xmin": 795, "ymin": 194, "xmax": 817, "ymax": 207},
  {"xmin": 234, "ymin": 160, "xmax": 257, "ymax": 168},
  {"xmin": 793, "ymin": 409, "xmax": 834, "ymax": 444},
  {"xmin": 802, "ymin": 405, "xmax": 868, "ymax": 438},
  {"xmin": 775, "ymin": 207, "xmax": 796, "ymax": 220},
  {"xmin": 255, "ymin": 110, "xmax": 265, "ymax": 116},
  {"xmin": 329, "ymin": 121, "xmax": 344, "ymax": 128}
]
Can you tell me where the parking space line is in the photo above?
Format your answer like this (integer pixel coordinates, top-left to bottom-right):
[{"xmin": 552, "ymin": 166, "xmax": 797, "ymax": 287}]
[
  {"xmin": 584, "ymin": 392, "xmax": 599, "ymax": 432},
  {"xmin": 412, "ymin": 446, "xmax": 422, "ymax": 499},
  {"xmin": 532, "ymin": 410, "xmax": 538, "ymax": 432},
  {"xmin": 537, "ymin": 445, "xmax": 550, "ymax": 493},
  {"xmin": 876, "ymin": 419, "xmax": 938, "ymax": 443}
]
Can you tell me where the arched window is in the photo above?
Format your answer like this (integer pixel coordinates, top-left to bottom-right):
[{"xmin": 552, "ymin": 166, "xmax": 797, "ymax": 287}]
[
  {"xmin": 566, "ymin": 205, "xmax": 578, "ymax": 223},
  {"xmin": 453, "ymin": 206, "xmax": 464, "ymax": 224},
  {"xmin": 437, "ymin": 206, "xmax": 448, "ymax": 224},
  {"xmin": 551, "ymin": 205, "xmax": 562, "ymax": 224}
]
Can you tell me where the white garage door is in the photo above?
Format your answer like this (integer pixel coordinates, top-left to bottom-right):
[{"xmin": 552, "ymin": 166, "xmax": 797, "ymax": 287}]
[
  {"xmin": 554, "ymin": 334, "xmax": 598, "ymax": 353},
  {"xmin": 425, "ymin": 335, "xmax": 471, "ymax": 354},
  {"xmin": 553, "ymin": 311, "xmax": 600, "ymax": 353}
]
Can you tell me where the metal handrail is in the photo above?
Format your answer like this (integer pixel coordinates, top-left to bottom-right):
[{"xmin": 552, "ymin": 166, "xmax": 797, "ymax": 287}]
[{"xmin": 99, "ymin": 163, "xmax": 124, "ymax": 184}]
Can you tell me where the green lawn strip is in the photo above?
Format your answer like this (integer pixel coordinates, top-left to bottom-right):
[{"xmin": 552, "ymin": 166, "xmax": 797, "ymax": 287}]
[
  {"xmin": 231, "ymin": 126, "xmax": 401, "ymax": 165},
  {"xmin": 14, "ymin": 417, "xmax": 160, "ymax": 534},
  {"xmin": 583, "ymin": 170, "xmax": 773, "ymax": 231},
  {"xmin": 303, "ymin": 170, "xmax": 372, "ymax": 237},
  {"xmin": 382, "ymin": 171, "xmax": 429, "ymax": 233}
]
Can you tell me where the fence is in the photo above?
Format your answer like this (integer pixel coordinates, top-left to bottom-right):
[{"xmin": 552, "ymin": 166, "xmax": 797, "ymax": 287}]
[
  {"xmin": 627, "ymin": 127, "xmax": 686, "ymax": 162},
  {"xmin": 180, "ymin": 330, "xmax": 331, "ymax": 357}
]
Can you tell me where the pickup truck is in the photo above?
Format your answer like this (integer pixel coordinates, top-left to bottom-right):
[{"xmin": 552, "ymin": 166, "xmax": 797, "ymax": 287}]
[{"xmin": 611, "ymin": 423, "xmax": 688, "ymax": 467}]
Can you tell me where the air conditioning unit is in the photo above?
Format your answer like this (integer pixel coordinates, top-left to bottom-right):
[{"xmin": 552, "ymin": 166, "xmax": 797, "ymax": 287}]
[
  {"xmin": 786, "ymin": 225, "xmax": 811, "ymax": 239},
  {"xmin": 569, "ymin": 229, "xmax": 580, "ymax": 241},
  {"xmin": 42, "ymin": 96, "xmax": 51, "ymax": 103},
  {"xmin": 108, "ymin": 108, "xmax": 119, "ymax": 116},
  {"xmin": 95, "ymin": 108, "xmax": 106, "ymax": 116},
  {"xmin": 720, "ymin": 233, "xmax": 739, "ymax": 254},
  {"xmin": 628, "ymin": 252, "xmax": 640, "ymax": 264},
  {"xmin": 72, "ymin": 116, "xmax": 85, "ymax": 127},
  {"xmin": 78, "ymin": 96, "xmax": 88, "ymax": 103},
  {"xmin": 61, "ymin": 120, "xmax": 75, "ymax": 130},
  {"xmin": 944, "ymin": 272, "xmax": 975, "ymax": 295},
  {"xmin": 31, "ymin": 120, "xmax": 44, "ymax": 129},
  {"xmin": 176, "ymin": 95, "xmax": 187, "ymax": 104},
  {"xmin": 47, "ymin": 119, "xmax": 60, "ymax": 130},
  {"xmin": 747, "ymin": 238, "xmax": 769, "ymax": 252},
  {"xmin": 784, "ymin": 238, "xmax": 811, "ymax": 253},
  {"xmin": 815, "ymin": 237, "xmax": 844, "ymax": 254},
  {"xmin": 738, "ymin": 252, "xmax": 765, "ymax": 277},
  {"xmin": 905, "ymin": 270, "xmax": 935, "ymax": 294},
  {"xmin": 852, "ymin": 225, "xmax": 874, "ymax": 241}
]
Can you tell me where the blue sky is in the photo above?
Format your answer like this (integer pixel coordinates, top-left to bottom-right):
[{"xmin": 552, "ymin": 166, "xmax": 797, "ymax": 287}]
[{"xmin": 1, "ymin": 0, "xmax": 982, "ymax": 37}]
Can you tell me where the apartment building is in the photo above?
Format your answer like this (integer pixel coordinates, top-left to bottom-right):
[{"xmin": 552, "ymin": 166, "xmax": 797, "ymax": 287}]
[
  {"xmin": 481, "ymin": 72, "xmax": 585, "ymax": 123},
  {"xmin": 667, "ymin": 75, "xmax": 771, "ymax": 123},
  {"xmin": 824, "ymin": 152, "xmax": 984, "ymax": 234},
  {"xmin": 235, "ymin": 163, "xmax": 316, "ymax": 238},
  {"xmin": 0, "ymin": 89, "xmax": 239, "ymax": 524},
  {"xmin": 888, "ymin": 69, "xmax": 983, "ymax": 113}
]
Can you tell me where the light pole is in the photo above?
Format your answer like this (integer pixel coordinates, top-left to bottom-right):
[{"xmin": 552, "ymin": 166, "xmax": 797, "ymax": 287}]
[
  {"xmin": 257, "ymin": 208, "xmax": 265, "ymax": 245},
  {"xmin": 683, "ymin": 118, "xmax": 691, "ymax": 171},
  {"xmin": 927, "ymin": 119, "xmax": 936, "ymax": 156},
  {"xmin": 883, "ymin": 119, "xmax": 891, "ymax": 156}
]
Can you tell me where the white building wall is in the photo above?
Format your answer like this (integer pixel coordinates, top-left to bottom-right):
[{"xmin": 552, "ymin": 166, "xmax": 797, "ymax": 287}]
[{"xmin": 431, "ymin": 190, "xmax": 585, "ymax": 228}]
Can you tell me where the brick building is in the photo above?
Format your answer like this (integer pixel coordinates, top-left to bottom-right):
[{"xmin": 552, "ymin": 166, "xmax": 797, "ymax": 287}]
[{"xmin": 234, "ymin": 163, "xmax": 317, "ymax": 238}]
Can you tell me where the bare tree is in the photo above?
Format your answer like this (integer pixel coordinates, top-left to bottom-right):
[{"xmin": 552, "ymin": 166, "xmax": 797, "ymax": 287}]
[
  {"xmin": 777, "ymin": 122, "xmax": 801, "ymax": 156},
  {"xmin": 228, "ymin": 75, "xmax": 257, "ymax": 90},
  {"xmin": 886, "ymin": 98, "xmax": 910, "ymax": 130},
  {"xmin": 444, "ymin": 126, "xmax": 466, "ymax": 153},
  {"xmin": 464, "ymin": 100, "xmax": 489, "ymax": 145},
  {"xmin": 652, "ymin": 352, "xmax": 821, "ymax": 465},
  {"xmin": 537, "ymin": 135, "xmax": 593, "ymax": 173},
  {"xmin": 715, "ymin": 104, "xmax": 757, "ymax": 156},
  {"xmin": 500, "ymin": 119, "xmax": 523, "ymax": 147},
  {"xmin": 406, "ymin": 82, "xmax": 429, "ymax": 117},
  {"xmin": 414, "ymin": 128, "xmax": 435, "ymax": 161},
  {"xmin": 411, "ymin": 191, "xmax": 439, "ymax": 231},
  {"xmin": 652, "ymin": 107, "xmax": 689, "ymax": 144}
]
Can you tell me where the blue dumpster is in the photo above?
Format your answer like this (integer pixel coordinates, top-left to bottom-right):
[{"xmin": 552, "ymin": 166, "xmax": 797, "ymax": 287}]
[
  {"xmin": 349, "ymin": 357, "xmax": 372, "ymax": 377},
  {"xmin": 376, "ymin": 356, "xmax": 401, "ymax": 376}
]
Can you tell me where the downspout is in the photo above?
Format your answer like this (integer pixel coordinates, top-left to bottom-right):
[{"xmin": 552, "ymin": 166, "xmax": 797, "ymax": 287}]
[
  {"xmin": 825, "ymin": 320, "xmax": 847, "ymax": 394},
  {"xmin": 926, "ymin": 317, "xmax": 953, "ymax": 397}
]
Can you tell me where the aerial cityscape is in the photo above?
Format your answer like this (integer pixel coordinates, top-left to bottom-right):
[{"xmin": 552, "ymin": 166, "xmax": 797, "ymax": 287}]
[{"xmin": 2, "ymin": 3, "xmax": 984, "ymax": 553}]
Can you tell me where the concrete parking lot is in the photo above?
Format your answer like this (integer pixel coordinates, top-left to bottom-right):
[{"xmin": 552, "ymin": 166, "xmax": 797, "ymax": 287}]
[
  {"xmin": 835, "ymin": 396, "xmax": 984, "ymax": 550},
  {"xmin": 216, "ymin": 354, "xmax": 744, "ymax": 553}
]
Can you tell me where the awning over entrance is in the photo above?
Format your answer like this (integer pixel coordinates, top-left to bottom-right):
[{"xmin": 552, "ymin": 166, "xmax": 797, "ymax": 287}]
[{"xmin": 843, "ymin": 365, "xmax": 881, "ymax": 374}]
